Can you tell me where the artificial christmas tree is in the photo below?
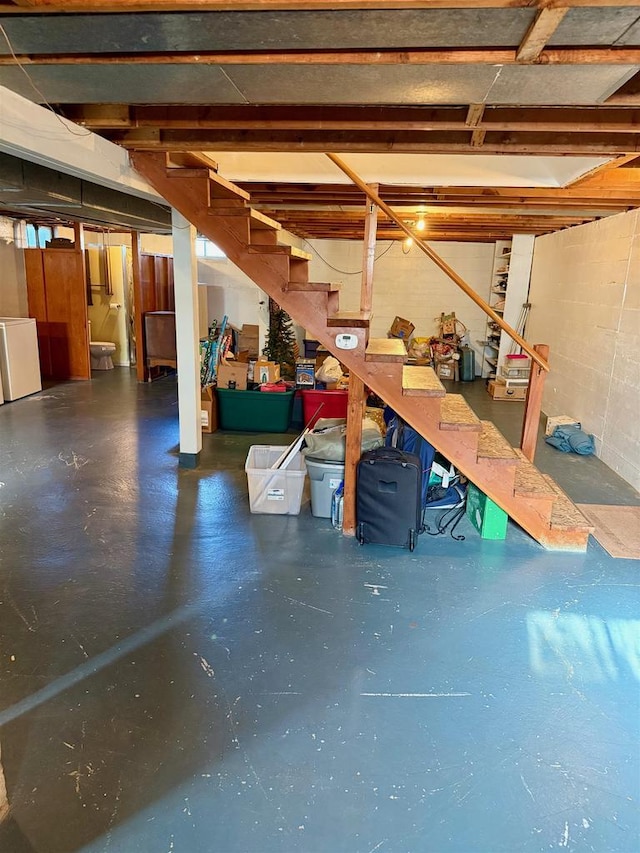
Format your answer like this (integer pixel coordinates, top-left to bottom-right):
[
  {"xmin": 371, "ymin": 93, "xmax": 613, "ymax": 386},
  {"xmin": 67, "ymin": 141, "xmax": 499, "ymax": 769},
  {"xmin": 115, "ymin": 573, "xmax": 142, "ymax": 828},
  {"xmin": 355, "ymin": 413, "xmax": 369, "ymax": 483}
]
[{"xmin": 263, "ymin": 298, "xmax": 297, "ymax": 379}]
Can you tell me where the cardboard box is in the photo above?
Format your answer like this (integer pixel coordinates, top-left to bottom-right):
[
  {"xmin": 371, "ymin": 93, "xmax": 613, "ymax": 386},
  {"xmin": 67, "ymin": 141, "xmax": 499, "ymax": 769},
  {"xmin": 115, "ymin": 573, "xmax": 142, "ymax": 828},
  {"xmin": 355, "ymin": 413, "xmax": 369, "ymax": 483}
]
[
  {"xmin": 545, "ymin": 415, "xmax": 581, "ymax": 437},
  {"xmin": 436, "ymin": 360, "xmax": 458, "ymax": 381},
  {"xmin": 295, "ymin": 359, "xmax": 316, "ymax": 388},
  {"xmin": 488, "ymin": 379, "xmax": 526, "ymax": 401},
  {"xmin": 255, "ymin": 360, "xmax": 281, "ymax": 384},
  {"xmin": 239, "ymin": 324, "xmax": 260, "ymax": 358},
  {"xmin": 200, "ymin": 386, "xmax": 218, "ymax": 433},
  {"xmin": 466, "ymin": 482, "xmax": 508, "ymax": 540},
  {"xmin": 217, "ymin": 361, "xmax": 248, "ymax": 390},
  {"xmin": 389, "ymin": 316, "xmax": 415, "ymax": 340}
]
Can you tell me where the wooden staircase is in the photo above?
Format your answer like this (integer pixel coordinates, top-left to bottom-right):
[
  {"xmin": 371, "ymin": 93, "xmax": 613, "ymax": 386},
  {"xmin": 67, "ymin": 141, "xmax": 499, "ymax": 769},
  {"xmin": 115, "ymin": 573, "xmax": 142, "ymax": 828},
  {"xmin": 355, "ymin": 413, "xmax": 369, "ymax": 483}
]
[{"xmin": 131, "ymin": 151, "xmax": 594, "ymax": 552}]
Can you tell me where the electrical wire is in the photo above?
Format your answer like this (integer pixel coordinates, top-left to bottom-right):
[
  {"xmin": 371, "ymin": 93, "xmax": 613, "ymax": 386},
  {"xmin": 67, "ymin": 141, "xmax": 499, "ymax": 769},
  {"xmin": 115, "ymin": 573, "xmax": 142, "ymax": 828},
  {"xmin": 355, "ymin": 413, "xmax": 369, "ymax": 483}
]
[
  {"xmin": 301, "ymin": 238, "xmax": 395, "ymax": 275},
  {"xmin": 0, "ymin": 23, "xmax": 92, "ymax": 138}
]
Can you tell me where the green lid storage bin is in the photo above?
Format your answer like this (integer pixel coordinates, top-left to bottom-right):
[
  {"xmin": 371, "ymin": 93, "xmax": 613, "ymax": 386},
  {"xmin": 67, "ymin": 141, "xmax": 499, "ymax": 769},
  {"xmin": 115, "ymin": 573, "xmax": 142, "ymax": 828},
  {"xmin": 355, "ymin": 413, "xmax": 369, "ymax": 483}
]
[{"xmin": 217, "ymin": 388, "xmax": 294, "ymax": 432}]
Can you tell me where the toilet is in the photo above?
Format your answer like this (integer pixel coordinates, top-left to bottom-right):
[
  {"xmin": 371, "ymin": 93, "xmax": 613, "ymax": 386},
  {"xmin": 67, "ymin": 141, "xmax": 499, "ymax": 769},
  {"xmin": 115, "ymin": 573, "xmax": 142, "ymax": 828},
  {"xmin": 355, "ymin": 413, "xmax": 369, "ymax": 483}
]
[
  {"xmin": 88, "ymin": 320, "xmax": 116, "ymax": 370},
  {"xmin": 90, "ymin": 341, "xmax": 116, "ymax": 370}
]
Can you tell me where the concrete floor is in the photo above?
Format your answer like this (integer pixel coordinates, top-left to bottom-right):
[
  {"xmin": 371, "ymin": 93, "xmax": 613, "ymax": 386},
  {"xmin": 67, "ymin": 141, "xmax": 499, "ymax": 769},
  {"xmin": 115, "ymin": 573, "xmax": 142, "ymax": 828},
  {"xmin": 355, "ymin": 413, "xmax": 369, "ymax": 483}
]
[{"xmin": 0, "ymin": 370, "xmax": 638, "ymax": 853}]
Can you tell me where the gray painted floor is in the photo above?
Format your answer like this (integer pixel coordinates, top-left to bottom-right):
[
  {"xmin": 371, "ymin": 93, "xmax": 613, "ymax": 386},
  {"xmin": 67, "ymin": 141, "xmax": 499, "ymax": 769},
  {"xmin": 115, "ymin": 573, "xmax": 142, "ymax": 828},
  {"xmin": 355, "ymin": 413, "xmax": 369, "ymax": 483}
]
[{"xmin": 0, "ymin": 371, "xmax": 638, "ymax": 853}]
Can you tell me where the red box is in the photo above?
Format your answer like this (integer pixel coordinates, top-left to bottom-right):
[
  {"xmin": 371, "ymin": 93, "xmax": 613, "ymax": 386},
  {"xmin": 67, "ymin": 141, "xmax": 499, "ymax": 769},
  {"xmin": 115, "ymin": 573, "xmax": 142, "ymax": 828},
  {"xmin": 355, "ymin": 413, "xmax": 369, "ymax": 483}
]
[{"xmin": 302, "ymin": 389, "xmax": 349, "ymax": 427}]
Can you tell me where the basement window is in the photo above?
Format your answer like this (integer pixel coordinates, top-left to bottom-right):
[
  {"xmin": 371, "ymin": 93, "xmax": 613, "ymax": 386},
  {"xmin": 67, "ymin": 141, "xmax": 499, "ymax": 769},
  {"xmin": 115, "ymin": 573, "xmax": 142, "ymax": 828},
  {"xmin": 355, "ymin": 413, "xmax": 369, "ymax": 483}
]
[
  {"xmin": 195, "ymin": 236, "xmax": 225, "ymax": 259},
  {"xmin": 25, "ymin": 224, "xmax": 52, "ymax": 249}
]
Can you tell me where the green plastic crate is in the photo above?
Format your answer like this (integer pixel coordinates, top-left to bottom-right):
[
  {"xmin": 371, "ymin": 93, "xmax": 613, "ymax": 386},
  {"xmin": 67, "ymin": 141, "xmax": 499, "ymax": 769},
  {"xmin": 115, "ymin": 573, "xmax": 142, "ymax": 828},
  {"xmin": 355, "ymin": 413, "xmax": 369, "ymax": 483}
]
[
  {"xmin": 465, "ymin": 482, "xmax": 508, "ymax": 540},
  {"xmin": 217, "ymin": 388, "xmax": 294, "ymax": 432}
]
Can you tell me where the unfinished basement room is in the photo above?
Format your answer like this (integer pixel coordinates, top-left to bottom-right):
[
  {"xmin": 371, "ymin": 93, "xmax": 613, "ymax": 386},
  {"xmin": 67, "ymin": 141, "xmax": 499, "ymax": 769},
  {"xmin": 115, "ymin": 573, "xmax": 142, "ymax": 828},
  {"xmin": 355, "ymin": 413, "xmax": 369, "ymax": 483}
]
[{"xmin": 0, "ymin": 2, "xmax": 639, "ymax": 852}]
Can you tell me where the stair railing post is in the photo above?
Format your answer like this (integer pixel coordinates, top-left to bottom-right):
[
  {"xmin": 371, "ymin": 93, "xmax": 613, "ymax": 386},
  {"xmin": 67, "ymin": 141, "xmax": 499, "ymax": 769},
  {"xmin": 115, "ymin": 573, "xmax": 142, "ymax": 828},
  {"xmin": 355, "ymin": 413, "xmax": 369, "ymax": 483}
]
[
  {"xmin": 361, "ymin": 186, "xmax": 378, "ymax": 314},
  {"xmin": 342, "ymin": 371, "xmax": 366, "ymax": 536},
  {"xmin": 520, "ymin": 343, "xmax": 550, "ymax": 463}
]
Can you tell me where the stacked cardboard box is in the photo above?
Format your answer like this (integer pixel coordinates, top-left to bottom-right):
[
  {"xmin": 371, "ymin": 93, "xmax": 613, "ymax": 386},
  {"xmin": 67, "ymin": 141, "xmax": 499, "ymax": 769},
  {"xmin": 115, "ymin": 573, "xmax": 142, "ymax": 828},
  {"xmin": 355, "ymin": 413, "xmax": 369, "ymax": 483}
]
[
  {"xmin": 238, "ymin": 324, "xmax": 260, "ymax": 358},
  {"xmin": 217, "ymin": 362, "xmax": 248, "ymax": 390}
]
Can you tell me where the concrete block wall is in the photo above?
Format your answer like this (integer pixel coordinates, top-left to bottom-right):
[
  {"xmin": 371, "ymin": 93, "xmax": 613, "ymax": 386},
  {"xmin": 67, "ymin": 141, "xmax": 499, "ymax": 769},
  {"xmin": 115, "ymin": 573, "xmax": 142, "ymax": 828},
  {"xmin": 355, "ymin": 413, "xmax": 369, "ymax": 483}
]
[
  {"xmin": 306, "ymin": 239, "xmax": 495, "ymax": 368},
  {"xmin": 527, "ymin": 209, "xmax": 640, "ymax": 491}
]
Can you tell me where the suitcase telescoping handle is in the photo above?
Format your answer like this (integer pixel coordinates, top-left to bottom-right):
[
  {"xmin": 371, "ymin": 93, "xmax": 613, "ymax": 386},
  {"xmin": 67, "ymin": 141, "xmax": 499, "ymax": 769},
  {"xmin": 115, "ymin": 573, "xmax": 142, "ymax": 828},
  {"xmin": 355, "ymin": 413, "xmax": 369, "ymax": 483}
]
[{"xmin": 364, "ymin": 447, "xmax": 415, "ymax": 466}]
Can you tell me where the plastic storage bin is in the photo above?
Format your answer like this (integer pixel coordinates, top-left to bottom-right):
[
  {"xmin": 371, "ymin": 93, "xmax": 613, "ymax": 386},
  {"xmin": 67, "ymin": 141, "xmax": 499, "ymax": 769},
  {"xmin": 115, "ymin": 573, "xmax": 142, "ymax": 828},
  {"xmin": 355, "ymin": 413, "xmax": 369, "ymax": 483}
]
[
  {"xmin": 217, "ymin": 389, "xmax": 294, "ymax": 432},
  {"xmin": 245, "ymin": 445, "xmax": 307, "ymax": 515},
  {"xmin": 301, "ymin": 389, "xmax": 348, "ymax": 428},
  {"xmin": 465, "ymin": 482, "xmax": 508, "ymax": 539},
  {"xmin": 305, "ymin": 457, "xmax": 345, "ymax": 518}
]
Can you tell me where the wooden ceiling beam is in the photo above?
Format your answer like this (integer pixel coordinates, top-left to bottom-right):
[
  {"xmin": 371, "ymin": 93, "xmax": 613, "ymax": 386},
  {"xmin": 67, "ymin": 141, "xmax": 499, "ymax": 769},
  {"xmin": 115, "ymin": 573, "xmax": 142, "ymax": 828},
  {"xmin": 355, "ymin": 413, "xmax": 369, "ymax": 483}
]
[
  {"xmin": 63, "ymin": 104, "xmax": 640, "ymax": 134},
  {"xmin": 5, "ymin": 47, "xmax": 640, "ymax": 64},
  {"xmin": 516, "ymin": 7, "xmax": 569, "ymax": 63},
  {"xmin": 1, "ymin": 1, "xmax": 639, "ymax": 12},
  {"xmin": 109, "ymin": 128, "xmax": 640, "ymax": 155}
]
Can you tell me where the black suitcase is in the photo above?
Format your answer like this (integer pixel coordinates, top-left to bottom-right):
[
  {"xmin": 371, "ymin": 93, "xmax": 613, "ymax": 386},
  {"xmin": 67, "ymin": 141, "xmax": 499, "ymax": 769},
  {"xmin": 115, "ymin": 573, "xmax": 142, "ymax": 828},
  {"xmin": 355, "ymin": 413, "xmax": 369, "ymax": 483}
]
[{"xmin": 356, "ymin": 447, "xmax": 423, "ymax": 551}]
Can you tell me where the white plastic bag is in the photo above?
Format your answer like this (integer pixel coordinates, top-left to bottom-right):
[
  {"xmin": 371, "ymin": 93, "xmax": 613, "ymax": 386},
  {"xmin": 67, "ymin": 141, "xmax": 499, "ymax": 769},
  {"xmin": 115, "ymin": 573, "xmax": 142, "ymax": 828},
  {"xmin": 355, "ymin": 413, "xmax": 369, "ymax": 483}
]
[{"xmin": 316, "ymin": 356, "xmax": 343, "ymax": 384}]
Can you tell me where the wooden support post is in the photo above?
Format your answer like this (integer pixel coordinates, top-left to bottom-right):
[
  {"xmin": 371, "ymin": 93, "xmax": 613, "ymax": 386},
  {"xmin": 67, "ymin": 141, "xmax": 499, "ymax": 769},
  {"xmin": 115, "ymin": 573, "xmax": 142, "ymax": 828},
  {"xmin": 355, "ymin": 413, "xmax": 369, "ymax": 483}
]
[
  {"xmin": 520, "ymin": 344, "xmax": 549, "ymax": 462},
  {"xmin": 361, "ymin": 185, "xmax": 378, "ymax": 314},
  {"xmin": 131, "ymin": 231, "xmax": 147, "ymax": 382},
  {"xmin": 172, "ymin": 208, "xmax": 202, "ymax": 468},
  {"xmin": 72, "ymin": 221, "xmax": 84, "ymax": 252},
  {"xmin": 342, "ymin": 370, "xmax": 366, "ymax": 537}
]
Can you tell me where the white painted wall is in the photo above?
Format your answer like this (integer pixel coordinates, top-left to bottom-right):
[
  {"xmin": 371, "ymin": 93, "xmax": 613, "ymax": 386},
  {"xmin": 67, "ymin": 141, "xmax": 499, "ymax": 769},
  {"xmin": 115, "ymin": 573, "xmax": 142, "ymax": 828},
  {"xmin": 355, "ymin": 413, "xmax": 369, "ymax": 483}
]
[
  {"xmin": 0, "ymin": 216, "xmax": 28, "ymax": 317},
  {"xmin": 305, "ymin": 239, "xmax": 494, "ymax": 370},
  {"xmin": 197, "ymin": 256, "xmax": 270, "ymax": 350},
  {"xmin": 527, "ymin": 210, "xmax": 640, "ymax": 491}
]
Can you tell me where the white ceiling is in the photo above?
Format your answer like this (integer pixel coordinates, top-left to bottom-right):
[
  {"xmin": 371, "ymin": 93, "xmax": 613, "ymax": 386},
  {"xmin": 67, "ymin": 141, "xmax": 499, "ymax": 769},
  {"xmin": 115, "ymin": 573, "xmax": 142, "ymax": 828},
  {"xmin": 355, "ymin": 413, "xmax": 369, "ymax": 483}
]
[{"xmin": 206, "ymin": 152, "xmax": 613, "ymax": 189}]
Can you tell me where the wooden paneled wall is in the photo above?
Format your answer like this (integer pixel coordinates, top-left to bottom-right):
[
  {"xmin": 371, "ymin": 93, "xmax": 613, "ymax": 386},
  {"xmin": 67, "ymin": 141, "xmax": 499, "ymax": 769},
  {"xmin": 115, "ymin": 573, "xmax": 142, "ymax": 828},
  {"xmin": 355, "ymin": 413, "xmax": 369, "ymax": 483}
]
[{"xmin": 24, "ymin": 249, "xmax": 91, "ymax": 381}]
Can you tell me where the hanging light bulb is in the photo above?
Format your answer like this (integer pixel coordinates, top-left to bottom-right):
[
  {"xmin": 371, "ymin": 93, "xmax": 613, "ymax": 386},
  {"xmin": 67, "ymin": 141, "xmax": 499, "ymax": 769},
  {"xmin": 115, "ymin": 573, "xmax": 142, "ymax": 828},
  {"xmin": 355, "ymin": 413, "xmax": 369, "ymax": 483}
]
[
  {"xmin": 403, "ymin": 236, "xmax": 413, "ymax": 254},
  {"xmin": 416, "ymin": 217, "xmax": 426, "ymax": 231}
]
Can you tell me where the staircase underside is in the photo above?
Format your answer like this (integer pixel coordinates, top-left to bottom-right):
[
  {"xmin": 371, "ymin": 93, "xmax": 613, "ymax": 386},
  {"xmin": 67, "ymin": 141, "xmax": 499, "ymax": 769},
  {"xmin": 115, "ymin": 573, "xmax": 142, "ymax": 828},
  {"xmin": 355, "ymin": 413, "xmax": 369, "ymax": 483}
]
[{"xmin": 131, "ymin": 151, "xmax": 594, "ymax": 552}]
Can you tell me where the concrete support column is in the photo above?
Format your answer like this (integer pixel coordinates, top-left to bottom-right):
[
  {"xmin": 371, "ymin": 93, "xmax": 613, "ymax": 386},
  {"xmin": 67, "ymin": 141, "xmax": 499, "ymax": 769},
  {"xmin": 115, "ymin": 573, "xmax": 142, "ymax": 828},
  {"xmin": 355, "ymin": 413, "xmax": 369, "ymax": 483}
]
[{"xmin": 171, "ymin": 208, "xmax": 202, "ymax": 468}]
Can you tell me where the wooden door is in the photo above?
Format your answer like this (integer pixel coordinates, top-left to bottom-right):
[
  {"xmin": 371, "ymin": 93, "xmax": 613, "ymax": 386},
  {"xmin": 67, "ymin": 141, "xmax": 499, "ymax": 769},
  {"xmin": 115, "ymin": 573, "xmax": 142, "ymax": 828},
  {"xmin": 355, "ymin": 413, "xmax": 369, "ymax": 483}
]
[
  {"xmin": 42, "ymin": 250, "xmax": 90, "ymax": 380},
  {"xmin": 24, "ymin": 249, "xmax": 90, "ymax": 380}
]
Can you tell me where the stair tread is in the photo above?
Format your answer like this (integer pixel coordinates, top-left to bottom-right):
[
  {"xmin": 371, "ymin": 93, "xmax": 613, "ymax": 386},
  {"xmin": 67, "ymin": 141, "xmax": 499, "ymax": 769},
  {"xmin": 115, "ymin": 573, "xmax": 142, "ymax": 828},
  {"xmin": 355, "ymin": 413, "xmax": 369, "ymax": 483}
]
[
  {"xmin": 327, "ymin": 311, "xmax": 370, "ymax": 328},
  {"xmin": 439, "ymin": 394, "xmax": 482, "ymax": 431},
  {"xmin": 365, "ymin": 338, "xmax": 407, "ymax": 363},
  {"xmin": 167, "ymin": 151, "xmax": 219, "ymax": 171},
  {"xmin": 209, "ymin": 172, "xmax": 251, "ymax": 201},
  {"xmin": 513, "ymin": 449, "xmax": 557, "ymax": 497},
  {"xmin": 248, "ymin": 208, "xmax": 281, "ymax": 231},
  {"xmin": 287, "ymin": 281, "xmax": 340, "ymax": 292},
  {"xmin": 402, "ymin": 365, "xmax": 445, "ymax": 397},
  {"xmin": 171, "ymin": 165, "xmax": 250, "ymax": 202},
  {"xmin": 248, "ymin": 244, "xmax": 312, "ymax": 260},
  {"xmin": 542, "ymin": 475, "xmax": 596, "ymax": 531},
  {"xmin": 477, "ymin": 421, "xmax": 518, "ymax": 461}
]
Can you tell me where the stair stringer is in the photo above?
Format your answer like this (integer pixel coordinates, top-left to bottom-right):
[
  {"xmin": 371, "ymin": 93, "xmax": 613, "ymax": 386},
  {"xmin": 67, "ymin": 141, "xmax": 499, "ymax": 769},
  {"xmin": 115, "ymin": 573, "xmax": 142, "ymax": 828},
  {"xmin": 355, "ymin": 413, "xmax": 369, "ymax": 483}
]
[{"xmin": 131, "ymin": 152, "xmax": 589, "ymax": 552}]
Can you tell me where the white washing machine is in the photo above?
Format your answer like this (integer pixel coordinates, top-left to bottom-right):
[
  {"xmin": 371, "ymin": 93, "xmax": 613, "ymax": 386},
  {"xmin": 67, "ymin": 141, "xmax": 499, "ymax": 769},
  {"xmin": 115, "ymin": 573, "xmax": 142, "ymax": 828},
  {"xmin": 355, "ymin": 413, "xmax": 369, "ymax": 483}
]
[{"xmin": 0, "ymin": 317, "xmax": 42, "ymax": 401}]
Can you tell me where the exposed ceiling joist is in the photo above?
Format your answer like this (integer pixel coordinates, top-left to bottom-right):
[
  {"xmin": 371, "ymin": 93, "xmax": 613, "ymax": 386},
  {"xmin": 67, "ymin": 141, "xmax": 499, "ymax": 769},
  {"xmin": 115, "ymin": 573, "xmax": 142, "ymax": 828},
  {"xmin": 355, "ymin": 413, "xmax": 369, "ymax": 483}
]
[
  {"xmin": 63, "ymin": 105, "xmax": 640, "ymax": 134},
  {"xmin": 3, "ymin": 48, "xmax": 640, "ymax": 65},
  {"xmin": 1, "ymin": 0, "xmax": 640, "ymax": 10},
  {"xmin": 516, "ymin": 8, "xmax": 569, "ymax": 63},
  {"xmin": 105, "ymin": 129, "xmax": 640, "ymax": 156}
]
